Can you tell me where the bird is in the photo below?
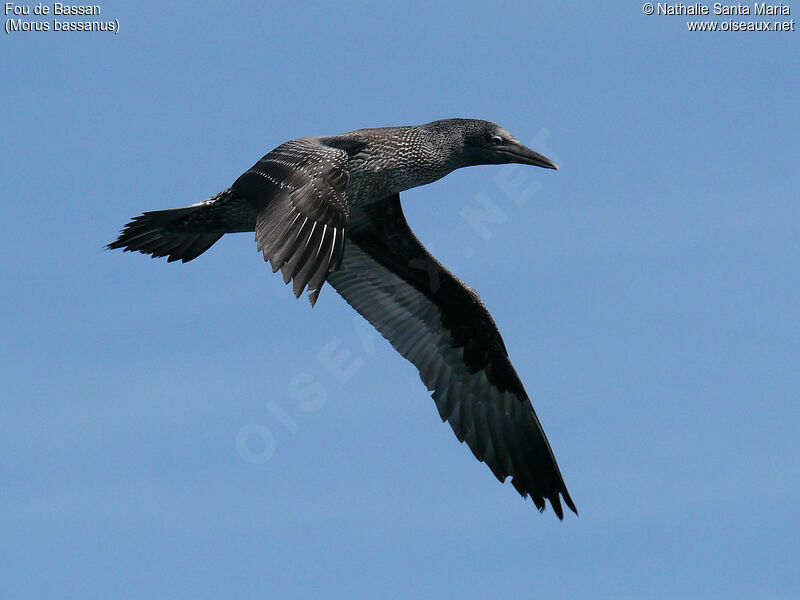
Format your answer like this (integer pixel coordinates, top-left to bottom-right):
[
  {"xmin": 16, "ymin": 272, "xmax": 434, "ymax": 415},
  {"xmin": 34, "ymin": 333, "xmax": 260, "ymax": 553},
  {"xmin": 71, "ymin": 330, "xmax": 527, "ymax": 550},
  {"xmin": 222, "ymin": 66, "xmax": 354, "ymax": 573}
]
[{"xmin": 108, "ymin": 118, "xmax": 577, "ymax": 518}]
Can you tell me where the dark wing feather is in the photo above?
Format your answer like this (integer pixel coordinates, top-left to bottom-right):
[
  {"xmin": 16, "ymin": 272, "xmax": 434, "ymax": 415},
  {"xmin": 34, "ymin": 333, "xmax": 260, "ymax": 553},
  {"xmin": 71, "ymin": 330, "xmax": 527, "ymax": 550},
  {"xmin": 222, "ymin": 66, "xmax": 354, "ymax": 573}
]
[
  {"xmin": 233, "ymin": 139, "xmax": 349, "ymax": 305},
  {"xmin": 327, "ymin": 195, "xmax": 576, "ymax": 518}
]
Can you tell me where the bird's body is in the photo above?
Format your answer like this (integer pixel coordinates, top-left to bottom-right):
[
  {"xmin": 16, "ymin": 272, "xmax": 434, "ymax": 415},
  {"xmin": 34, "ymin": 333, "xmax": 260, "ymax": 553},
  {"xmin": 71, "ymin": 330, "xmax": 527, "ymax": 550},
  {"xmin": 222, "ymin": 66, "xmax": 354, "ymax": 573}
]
[{"xmin": 110, "ymin": 119, "xmax": 577, "ymax": 518}]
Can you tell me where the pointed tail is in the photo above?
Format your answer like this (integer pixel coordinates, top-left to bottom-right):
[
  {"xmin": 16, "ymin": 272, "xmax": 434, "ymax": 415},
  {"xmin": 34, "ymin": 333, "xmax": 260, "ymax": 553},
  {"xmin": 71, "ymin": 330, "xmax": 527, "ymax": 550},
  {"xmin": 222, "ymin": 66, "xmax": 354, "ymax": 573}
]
[{"xmin": 108, "ymin": 204, "xmax": 224, "ymax": 263}]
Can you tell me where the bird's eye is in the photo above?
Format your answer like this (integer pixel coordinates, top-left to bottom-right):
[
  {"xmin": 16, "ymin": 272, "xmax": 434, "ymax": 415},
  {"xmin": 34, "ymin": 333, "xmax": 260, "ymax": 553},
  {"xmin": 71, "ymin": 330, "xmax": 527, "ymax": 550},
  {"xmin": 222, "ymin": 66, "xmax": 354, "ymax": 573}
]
[{"xmin": 490, "ymin": 134, "xmax": 504, "ymax": 145}]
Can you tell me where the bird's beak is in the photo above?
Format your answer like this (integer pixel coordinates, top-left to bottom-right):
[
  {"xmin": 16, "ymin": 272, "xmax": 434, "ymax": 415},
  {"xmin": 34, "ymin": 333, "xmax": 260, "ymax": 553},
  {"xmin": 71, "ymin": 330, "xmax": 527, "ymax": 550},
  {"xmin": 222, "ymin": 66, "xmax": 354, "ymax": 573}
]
[{"xmin": 497, "ymin": 142, "xmax": 558, "ymax": 170}]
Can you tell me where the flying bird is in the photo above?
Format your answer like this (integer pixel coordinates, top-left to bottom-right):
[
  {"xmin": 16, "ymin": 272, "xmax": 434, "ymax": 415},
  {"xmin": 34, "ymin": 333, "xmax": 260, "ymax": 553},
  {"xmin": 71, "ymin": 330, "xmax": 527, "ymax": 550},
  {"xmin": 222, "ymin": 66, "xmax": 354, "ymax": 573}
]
[{"xmin": 109, "ymin": 119, "xmax": 577, "ymax": 518}]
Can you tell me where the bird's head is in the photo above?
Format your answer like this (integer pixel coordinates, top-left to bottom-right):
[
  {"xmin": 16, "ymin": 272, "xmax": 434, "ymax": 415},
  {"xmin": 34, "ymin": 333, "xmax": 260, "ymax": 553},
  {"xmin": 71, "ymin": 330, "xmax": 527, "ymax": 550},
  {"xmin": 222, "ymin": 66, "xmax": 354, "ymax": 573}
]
[{"xmin": 427, "ymin": 119, "xmax": 558, "ymax": 171}]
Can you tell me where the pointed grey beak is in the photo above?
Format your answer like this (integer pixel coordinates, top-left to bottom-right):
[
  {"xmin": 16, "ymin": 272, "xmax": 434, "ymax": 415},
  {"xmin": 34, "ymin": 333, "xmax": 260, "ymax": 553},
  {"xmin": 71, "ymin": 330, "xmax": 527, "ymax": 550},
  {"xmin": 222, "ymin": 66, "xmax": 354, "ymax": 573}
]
[{"xmin": 497, "ymin": 142, "xmax": 559, "ymax": 170}]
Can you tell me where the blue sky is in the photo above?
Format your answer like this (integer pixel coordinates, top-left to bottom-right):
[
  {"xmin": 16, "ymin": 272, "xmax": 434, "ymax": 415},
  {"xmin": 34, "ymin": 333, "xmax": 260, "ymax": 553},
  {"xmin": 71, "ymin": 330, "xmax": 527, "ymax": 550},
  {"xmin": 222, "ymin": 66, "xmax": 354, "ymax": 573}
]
[{"xmin": 2, "ymin": 1, "xmax": 798, "ymax": 598}]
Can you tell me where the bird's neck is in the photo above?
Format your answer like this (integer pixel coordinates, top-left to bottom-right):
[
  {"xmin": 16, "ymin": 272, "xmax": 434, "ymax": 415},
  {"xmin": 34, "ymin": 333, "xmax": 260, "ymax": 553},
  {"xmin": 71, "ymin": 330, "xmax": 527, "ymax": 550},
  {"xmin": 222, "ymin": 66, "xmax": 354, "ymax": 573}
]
[{"xmin": 343, "ymin": 127, "xmax": 457, "ymax": 199}]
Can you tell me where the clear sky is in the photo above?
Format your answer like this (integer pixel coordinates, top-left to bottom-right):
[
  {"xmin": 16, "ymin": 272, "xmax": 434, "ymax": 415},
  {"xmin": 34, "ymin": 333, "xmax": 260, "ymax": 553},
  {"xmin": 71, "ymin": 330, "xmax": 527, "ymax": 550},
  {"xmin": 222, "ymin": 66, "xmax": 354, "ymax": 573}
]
[{"xmin": 2, "ymin": 1, "xmax": 799, "ymax": 598}]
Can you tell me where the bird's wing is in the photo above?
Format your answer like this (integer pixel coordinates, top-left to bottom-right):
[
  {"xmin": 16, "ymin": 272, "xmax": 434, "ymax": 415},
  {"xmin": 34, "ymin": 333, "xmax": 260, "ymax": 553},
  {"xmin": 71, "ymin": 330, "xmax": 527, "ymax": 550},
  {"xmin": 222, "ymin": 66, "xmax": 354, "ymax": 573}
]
[
  {"xmin": 327, "ymin": 194, "xmax": 576, "ymax": 518},
  {"xmin": 233, "ymin": 139, "xmax": 350, "ymax": 305}
]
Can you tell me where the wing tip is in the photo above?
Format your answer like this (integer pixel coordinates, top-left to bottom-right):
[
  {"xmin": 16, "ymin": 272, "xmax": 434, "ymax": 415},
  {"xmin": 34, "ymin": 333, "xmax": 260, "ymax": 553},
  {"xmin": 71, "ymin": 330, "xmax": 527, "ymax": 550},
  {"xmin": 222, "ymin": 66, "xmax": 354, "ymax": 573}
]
[
  {"xmin": 511, "ymin": 474, "xmax": 578, "ymax": 519},
  {"xmin": 547, "ymin": 489, "xmax": 578, "ymax": 520},
  {"xmin": 308, "ymin": 284, "xmax": 323, "ymax": 306},
  {"xmin": 563, "ymin": 490, "xmax": 578, "ymax": 516}
]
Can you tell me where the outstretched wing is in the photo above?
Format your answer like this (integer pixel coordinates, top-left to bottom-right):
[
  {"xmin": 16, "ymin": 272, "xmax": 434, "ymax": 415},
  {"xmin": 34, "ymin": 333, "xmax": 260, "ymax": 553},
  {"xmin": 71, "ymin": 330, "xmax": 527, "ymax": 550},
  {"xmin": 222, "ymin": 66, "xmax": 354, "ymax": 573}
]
[
  {"xmin": 233, "ymin": 139, "xmax": 349, "ymax": 305},
  {"xmin": 327, "ymin": 195, "xmax": 576, "ymax": 518}
]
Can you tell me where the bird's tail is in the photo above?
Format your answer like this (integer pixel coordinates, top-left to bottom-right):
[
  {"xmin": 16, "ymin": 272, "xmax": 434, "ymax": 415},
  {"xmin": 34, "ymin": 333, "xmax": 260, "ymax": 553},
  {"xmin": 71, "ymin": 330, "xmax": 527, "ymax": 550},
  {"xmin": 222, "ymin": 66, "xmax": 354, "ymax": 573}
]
[{"xmin": 108, "ymin": 201, "xmax": 226, "ymax": 263}]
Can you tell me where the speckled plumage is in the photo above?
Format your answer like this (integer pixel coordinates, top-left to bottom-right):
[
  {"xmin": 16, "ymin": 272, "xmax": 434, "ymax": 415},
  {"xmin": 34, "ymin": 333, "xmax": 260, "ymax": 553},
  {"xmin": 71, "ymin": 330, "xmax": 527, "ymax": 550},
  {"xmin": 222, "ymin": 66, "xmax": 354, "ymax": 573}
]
[{"xmin": 109, "ymin": 119, "xmax": 575, "ymax": 518}]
